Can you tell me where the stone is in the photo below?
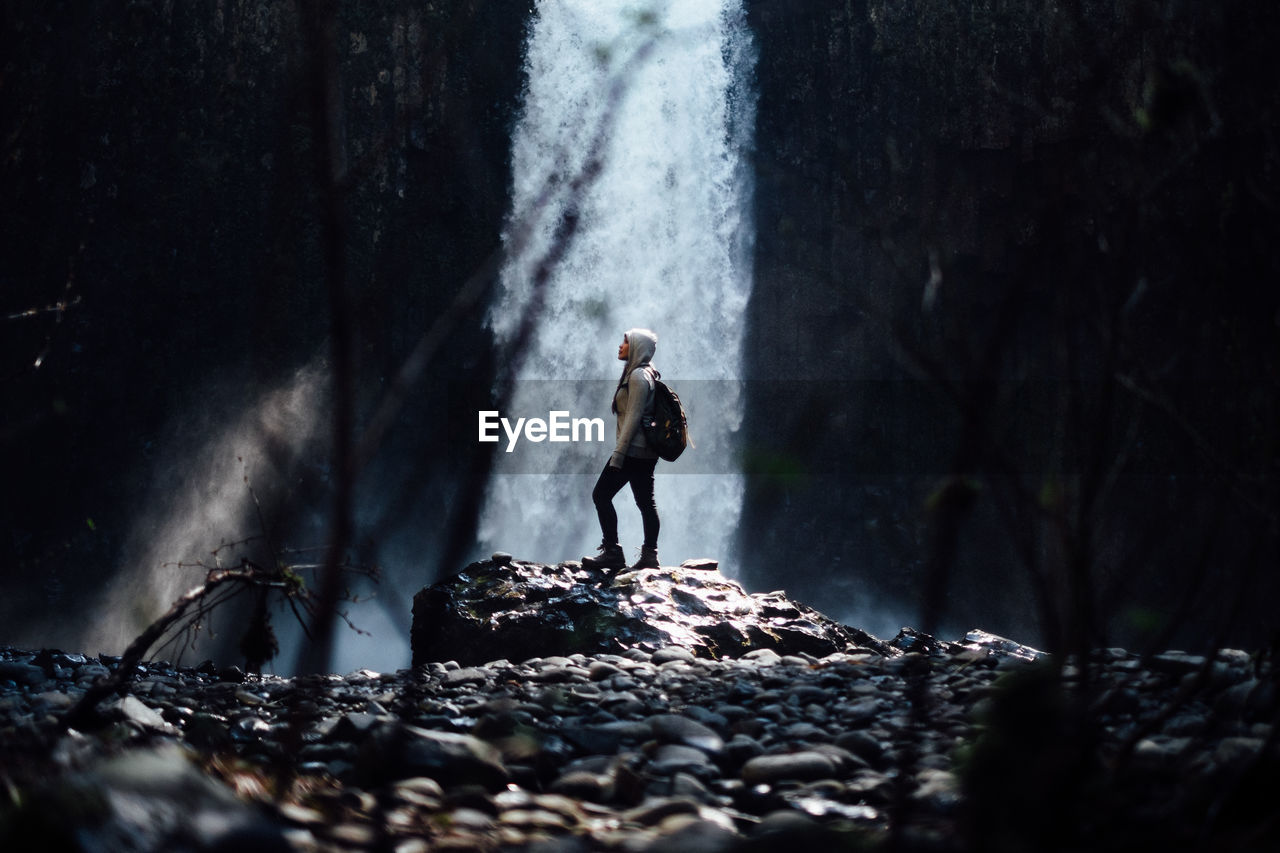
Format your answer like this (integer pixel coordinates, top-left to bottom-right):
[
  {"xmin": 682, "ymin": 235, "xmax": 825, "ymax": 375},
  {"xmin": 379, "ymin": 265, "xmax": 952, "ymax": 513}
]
[
  {"xmin": 740, "ymin": 751, "xmax": 837, "ymax": 785},
  {"xmin": 803, "ymin": 743, "xmax": 867, "ymax": 773},
  {"xmin": 7, "ymin": 745, "xmax": 289, "ymax": 852},
  {"xmin": 650, "ymin": 744, "xmax": 716, "ymax": 777},
  {"xmin": 648, "ymin": 714, "xmax": 725, "ymax": 756},
  {"xmin": 1216, "ymin": 649, "xmax": 1252, "ymax": 667},
  {"xmin": 443, "ymin": 667, "xmax": 490, "ymax": 687},
  {"xmin": 652, "ymin": 647, "xmax": 697, "ymax": 665},
  {"xmin": 563, "ymin": 720, "xmax": 651, "ymax": 754},
  {"xmin": 589, "ymin": 661, "xmax": 624, "ymax": 681},
  {"xmin": 1151, "ymin": 651, "xmax": 1207, "ymax": 676},
  {"xmin": 959, "ymin": 629, "xmax": 1046, "ymax": 662},
  {"xmin": 741, "ymin": 648, "xmax": 782, "ymax": 665},
  {"xmin": 356, "ymin": 722, "xmax": 509, "ymax": 791},
  {"xmin": 0, "ymin": 661, "xmax": 47, "ymax": 687},
  {"xmin": 834, "ymin": 730, "xmax": 888, "ymax": 768},
  {"xmin": 641, "ymin": 816, "xmax": 737, "ymax": 853},
  {"xmin": 411, "ymin": 558, "xmax": 892, "ymax": 666},
  {"xmin": 107, "ymin": 695, "xmax": 167, "ymax": 730},
  {"xmin": 1134, "ymin": 737, "xmax": 1191, "ymax": 766},
  {"xmin": 32, "ymin": 691, "xmax": 75, "ymax": 710},
  {"xmin": 1214, "ymin": 736, "xmax": 1266, "ymax": 769},
  {"xmin": 229, "ymin": 715, "xmax": 272, "ymax": 743},
  {"xmin": 669, "ymin": 772, "xmax": 716, "ymax": 803},
  {"xmin": 550, "ymin": 770, "xmax": 612, "ymax": 802},
  {"xmin": 723, "ymin": 734, "xmax": 766, "ymax": 769},
  {"xmin": 327, "ymin": 711, "xmax": 384, "ymax": 741},
  {"xmin": 218, "ymin": 666, "xmax": 246, "ymax": 683},
  {"xmin": 184, "ymin": 714, "xmax": 234, "ymax": 752},
  {"xmin": 913, "ymin": 768, "xmax": 962, "ymax": 812},
  {"xmin": 621, "ymin": 797, "xmax": 703, "ymax": 826}
]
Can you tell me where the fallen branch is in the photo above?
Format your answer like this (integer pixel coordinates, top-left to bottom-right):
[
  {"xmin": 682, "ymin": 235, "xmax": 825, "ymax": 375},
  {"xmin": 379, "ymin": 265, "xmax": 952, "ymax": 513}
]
[{"xmin": 61, "ymin": 564, "xmax": 282, "ymax": 731}]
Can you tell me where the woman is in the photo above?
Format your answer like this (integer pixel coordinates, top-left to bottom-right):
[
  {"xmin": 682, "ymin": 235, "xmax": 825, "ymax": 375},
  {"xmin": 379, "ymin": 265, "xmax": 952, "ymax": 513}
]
[{"xmin": 582, "ymin": 328, "xmax": 661, "ymax": 571}]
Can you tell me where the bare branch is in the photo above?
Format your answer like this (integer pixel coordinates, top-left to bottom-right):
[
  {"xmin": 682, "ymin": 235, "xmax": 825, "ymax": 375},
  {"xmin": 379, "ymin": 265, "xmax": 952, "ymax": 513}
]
[{"xmin": 63, "ymin": 566, "xmax": 260, "ymax": 730}]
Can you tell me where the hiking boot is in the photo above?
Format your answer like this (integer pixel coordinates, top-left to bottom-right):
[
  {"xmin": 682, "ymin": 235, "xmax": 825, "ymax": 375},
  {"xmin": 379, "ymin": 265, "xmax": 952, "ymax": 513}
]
[
  {"xmin": 582, "ymin": 541, "xmax": 626, "ymax": 571},
  {"xmin": 630, "ymin": 545, "xmax": 660, "ymax": 570}
]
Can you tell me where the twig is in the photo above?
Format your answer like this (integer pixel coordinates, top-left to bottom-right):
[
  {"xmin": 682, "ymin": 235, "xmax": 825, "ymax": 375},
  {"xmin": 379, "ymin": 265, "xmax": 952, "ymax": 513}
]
[{"xmin": 62, "ymin": 567, "xmax": 261, "ymax": 730}]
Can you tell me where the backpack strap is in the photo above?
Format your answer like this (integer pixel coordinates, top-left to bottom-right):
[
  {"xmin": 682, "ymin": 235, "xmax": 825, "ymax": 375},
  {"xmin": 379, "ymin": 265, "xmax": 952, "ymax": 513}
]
[{"xmin": 641, "ymin": 365, "xmax": 659, "ymax": 416}]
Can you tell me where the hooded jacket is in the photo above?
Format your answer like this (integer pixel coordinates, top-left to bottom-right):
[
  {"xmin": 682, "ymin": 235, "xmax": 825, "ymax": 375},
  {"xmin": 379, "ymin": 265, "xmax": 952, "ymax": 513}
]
[{"xmin": 610, "ymin": 328, "xmax": 659, "ymax": 467}]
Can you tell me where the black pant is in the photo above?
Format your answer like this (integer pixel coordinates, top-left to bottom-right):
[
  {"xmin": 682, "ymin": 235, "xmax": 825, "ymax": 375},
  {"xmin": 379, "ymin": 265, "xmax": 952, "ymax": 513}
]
[{"xmin": 592, "ymin": 456, "xmax": 659, "ymax": 548}]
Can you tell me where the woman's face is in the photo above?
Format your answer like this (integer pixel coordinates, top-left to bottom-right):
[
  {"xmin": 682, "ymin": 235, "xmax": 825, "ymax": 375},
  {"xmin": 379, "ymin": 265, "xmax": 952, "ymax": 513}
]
[{"xmin": 617, "ymin": 335, "xmax": 630, "ymax": 361}]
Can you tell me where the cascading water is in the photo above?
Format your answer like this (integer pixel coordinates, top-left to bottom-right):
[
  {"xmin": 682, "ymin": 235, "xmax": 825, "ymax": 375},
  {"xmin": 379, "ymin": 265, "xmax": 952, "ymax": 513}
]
[{"xmin": 480, "ymin": 0, "xmax": 755, "ymax": 567}]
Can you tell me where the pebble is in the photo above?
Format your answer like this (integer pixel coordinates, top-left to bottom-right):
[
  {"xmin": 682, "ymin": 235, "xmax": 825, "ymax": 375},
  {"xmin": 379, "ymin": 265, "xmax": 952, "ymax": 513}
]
[
  {"xmin": 651, "ymin": 646, "xmax": 696, "ymax": 665},
  {"xmin": 0, "ymin": 635, "xmax": 1271, "ymax": 851},
  {"xmin": 0, "ymin": 660, "xmax": 47, "ymax": 687},
  {"xmin": 649, "ymin": 714, "xmax": 724, "ymax": 755},
  {"xmin": 741, "ymin": 751, "xmax": 837, "ymax": 785}
]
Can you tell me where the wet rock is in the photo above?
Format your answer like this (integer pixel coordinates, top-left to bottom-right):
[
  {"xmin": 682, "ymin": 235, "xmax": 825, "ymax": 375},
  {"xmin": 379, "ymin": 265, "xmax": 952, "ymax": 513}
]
[
  {"xmin": 327, "ymin": 711, "xmax": 385, "ymax": 742},
  {"xmin": 1151, "ymin": 651, "xmax": 1207, "ymax": 676},
  {"xmin": 740, "ymin": 648, "xmax": 781, "ymax": 666},
  {"xmin": 723, "ymin": 734, "xmax": 766, "ymax": 770},
  {"xmin": 833, "ymin": 730, "xmax": 888, "ymax": 768},
  {"xmin": 443, "ymin": 667, "xmax": 490, "ymax": 687},
  {"xmin": 913, "ymin": 769, "xmax": 961, "ymax": 815},
  {"xmin": 669, "ymin": 771, "xmax": 717, "ymax": 803},
  {"xmin": 356, "ymin": 722, "xmax": 509, "ymax": 791},
  {"xmin": 183, "ymin": 714, "xmax": 234, "ymax": 752},
  {"xmin": 1215, "ymin": 678, "xmax": 1276, "ymax": 719},
  {"xmin": 653, "ymin": 646, "xmax": 698, "ymax": 665},
  {"xmin": 589, "ymin": 661, "xmax": 624, "ymax": 681},
  {"xmin": 229, "ymin": 715, "xmax": 272, "ymax": 743},
  {"xmin": 650, "ymin": 744, "xmax": 717, "ymax": 777},
  {"xmin": 0, "ymin": 660, "xmax": 47, "ymax": 687},
  {"xmin": 106, "ymin": 695, "xmax": 168, "ymax": 730},
  {"xmin": 649, "ymin": 714, "xmax": 725, "ymax": 756},
  {"xmin": 1134, "ymin": 737, "xmax": 1191, "ymax": 767},
  {"xmin": 958, "ymin": 629, "xmax": 1046, "ymax": 662},
  {"xmin": 889, "ymin": 627, "xmax": 944, "ymax": 655},
  {"xmin": 550, "ymin": 769, "xmax": 613, "ymax": 802},
  {"xmin": 891, "ymin": 627, "xmax": 1046, "ymax": 663},
  {"xmin": 641, "ymin": 815, "xmax": 738, "ymax": 853},
  {"xmin": 561, "ymin": 720, "xmax": 650, "ymax": 755},
  {"xmin": 1214, "ymin": 736, "xmax": 1266, "ymax": 770},
  {"xmin": 740, "ymin": 751, "xmax": 837, "ymax": 785},
  {"xmin": 217, "ymin": 666, "xmax": 247, "ymax": 683},
  {"xmin": 411, "ymin": 558, "xmax": 891, "ymax": 666},
  {"xmin": 2, "ymin": 744, "xmax": 288, "ymax": 852},
  {"xmin": 622, "ymin": 796, "xmax": 703, "ymax": 826},
  {"xmin": 1216, "ymin": 649, "xmax": 1253, "ymax": 668}
]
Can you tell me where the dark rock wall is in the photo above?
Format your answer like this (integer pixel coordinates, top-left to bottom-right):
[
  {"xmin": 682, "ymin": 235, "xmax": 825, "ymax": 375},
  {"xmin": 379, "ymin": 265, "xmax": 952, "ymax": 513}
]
[
  {"xmin": 1, "ymin": 1, "xmax": 526, "ymax": 644},
  {"xmin": 740, "ymin": 0, "xmax": 1280, "ymax": 650}
]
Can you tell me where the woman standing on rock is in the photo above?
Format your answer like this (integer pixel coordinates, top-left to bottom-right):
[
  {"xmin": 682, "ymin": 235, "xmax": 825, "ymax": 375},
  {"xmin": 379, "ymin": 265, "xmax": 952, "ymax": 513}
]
[{"xmin": 582, "ymin": 329, "xmax": 661, "ymax": 572}]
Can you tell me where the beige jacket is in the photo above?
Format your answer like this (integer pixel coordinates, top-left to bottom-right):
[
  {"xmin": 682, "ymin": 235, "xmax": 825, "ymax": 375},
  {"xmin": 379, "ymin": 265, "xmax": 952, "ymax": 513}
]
[{"xmin": 610, "ymin": 328, "xmax": 659, "ymax": 467}]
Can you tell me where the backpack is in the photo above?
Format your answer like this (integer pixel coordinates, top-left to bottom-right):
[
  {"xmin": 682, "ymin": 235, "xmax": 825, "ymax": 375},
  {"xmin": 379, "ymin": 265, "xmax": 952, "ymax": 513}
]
[{"xmin": 641, "ymin": 368, "xmax": 691, "ymax": 462}]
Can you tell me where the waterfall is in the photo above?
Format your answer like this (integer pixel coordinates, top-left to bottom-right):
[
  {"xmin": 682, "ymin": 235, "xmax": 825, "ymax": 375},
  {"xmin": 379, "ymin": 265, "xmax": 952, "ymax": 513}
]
[{"xmin": 479, "ymin": 0, "xmax": 755, "ymax": 568}]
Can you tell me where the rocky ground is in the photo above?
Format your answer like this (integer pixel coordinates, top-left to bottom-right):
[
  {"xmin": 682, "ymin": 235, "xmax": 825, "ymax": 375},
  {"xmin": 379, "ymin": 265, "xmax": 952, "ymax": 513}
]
[
  {"xmin": 2, "ymin": 632, "xmax": 1278, "ymax": 852},
  {"xmin": 1, "ymin": 560, "xmax": 1276, "ymax": 851}
]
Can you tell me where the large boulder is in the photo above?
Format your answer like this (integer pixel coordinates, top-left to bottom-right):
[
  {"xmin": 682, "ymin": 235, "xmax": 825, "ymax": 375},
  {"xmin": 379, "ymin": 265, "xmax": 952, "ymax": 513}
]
[{"xmin": 411, "ymin": 556, "xmax": 896, "ymax": 666}]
